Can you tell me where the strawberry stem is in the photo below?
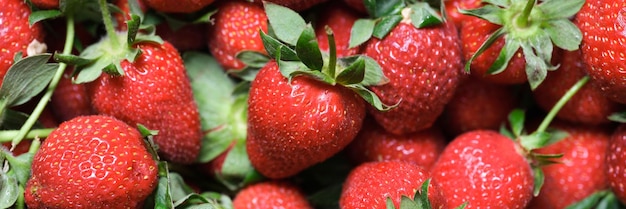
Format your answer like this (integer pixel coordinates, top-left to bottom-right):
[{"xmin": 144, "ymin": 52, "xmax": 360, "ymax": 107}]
[
  {"xmin": 326, "ymin": 26, "xmax": 337, "ymax": 78},
  {"xmin": 516, "ymin": 0, "xmax": 536, "ymax": 28},
  {"xmin": 535, "ymin": 75, "xmax": 589, "ymax": 133},
  {"xmin": 99, "ymin": 0, "xmax": 120, "ymax": 48},
  {"xmin": 0, "ymin": 129, "xmax": 55, "ymax": 143}
]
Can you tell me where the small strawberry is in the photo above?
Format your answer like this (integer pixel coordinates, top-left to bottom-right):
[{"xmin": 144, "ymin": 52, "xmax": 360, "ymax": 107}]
[
  {"xmin": 232, "ymin": 181, "xmax": 314, "ymax": 209},
  {"xmin": 607, "ymin": 124, "xmax": 626, "ymax": 204},
  {"xmin": 50, "ymin": 68, "xmax": 94, "ymax": 122},
  {"xmin": 1, "ymin": 0, "xmax": 45, "ymax": 87},
  {"xmin": 24, "ymin": 115, "xmax": 158, "ymax": 209},
  {"xmin": 574, "ymin": 0, "xmax": 626, "ymax": 104},
  {"xmin": 143, "ymin": 0, "xmax": 215, "ymax": 13},
  {"xmin": 207, "ymin": 0, "xmax": 268, "ymax": 71},
  {"xmin": 532, "ymin": 50, "xmax": 623, "ymax": 125},
  {"xmin": 527, "ymin": 120, "xmax": 611, "ymax": 209},
  {"xmin": 314, "ymin": 2, "xmax": 363, "ymax": 57},
  {"xmin": 345, "ymin": 117, "xmax": 446, "ymax": 171},
  {"xmin": 339, "ymin": 161, "xmax": 446, "ymax": 209}
]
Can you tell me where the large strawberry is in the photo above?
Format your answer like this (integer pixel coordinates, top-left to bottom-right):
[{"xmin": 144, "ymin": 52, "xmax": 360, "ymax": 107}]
[
  {"xmin": 233, "ymin": 181, "xmax": 313, "ymax": 209},
  {"xmin": 24, "ymin": 115, "xmax": 158, "ymax": 209},
  {"xmin": 607, "ymin": 124, "xmax": 626, "ymax": 204},
  {"xmin": 574, "ymin": 0, "xmax": 626, "ymax": 104},
  {"xmin": 0, "ymin": 0, "xmax": 45, "ymax": 87}
]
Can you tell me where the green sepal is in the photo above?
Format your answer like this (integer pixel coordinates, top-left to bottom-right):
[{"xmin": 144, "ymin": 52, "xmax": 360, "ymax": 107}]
[
  {"xmin": 519, "ymin": 131, "xmax": 552, "ymax": 151},
  {"xmin": 0, "ymin": 54, "xmax": 58, "ymax": 108},
  {"xmin": 3, "ymin": 152, "xmax": 34, "ymax": 186},
  {"xmin": 487, "ymin": 36, "xmax": 520, "ymax": 75},
  {"xmin": 538, "ymin": 0, "xmax": 585, "ymax": 19},
  {"xmin": 386, "ymin": 197, "xmax": 395, "ymax": 209},
  {"xmin": 349, "ymin": 19, "xmax": 376, "ymax": 48},
  {"xmin": 264, "ymin": 2, "xmax": 307, "ymax": 46},
  {"xmin": 216, "ymin": 140, "xmax": 256, "ymax": 191},
  {"xmin": 532, "ymin": 167, "xmax": 544, "ymax": 197},
  {"xmin": 137, "ymin": 124, "xmax": 159, "ymax": 138},
  {"xmin": 464, "ymin": 27, "xmax": 506, "ymax": 73},
  {"xmin": 336, "ymin": 57, "xmax": 366, "ymax": 85},
  {"xmin": 126, "ymin": 14, "xmax": 142, "ymax": 45},
  {"xmin": 364, "ymin": 0, "xmax": 405, "ymax": 18},
  {"xmin": 409, "ymin": 2, "xmax": 443, "ymax": 28},
  {"xmin": 29, "ymin": 10, "xmax": 63, "ymax": 25},
  {"xmin": 53, "ymin": 53, "xmax": 93, "ymax": 66},
  {"xmin": 507, "ymin": 109, "xmax": 525, "ymax": 138},
  {"xmin": 153, "ymin": 161, "xmax": 174, "ymax": 209},
  {"xmin": 260, "ymin": 30, "xmax": 299, "ymax": 61},
  {"xmin": 521, "ymin": 37, "xmax": 557, "ymax": 90},
  {"xmin": 544, "ymin": 19, "xmax": 582, "ymax": 51},
  {"xmin": 566, "ymin": 190, "xmax": 610, "ymax": 209},
  {"xmin": 345, "ymin": 84, "xmax": 397, "ymax": 111},
  {"xmin": 608, "ymin": 112, "xmax": 626, "ymax": 123},
  {"xmin": 295, "ymin": 25, "xmax": 324, "ymax": 71},
  {"xmin": 372, "ymin": 14, "xmax": 403, "ymax": 39},
  {"xmin": 284, "ymin": 62, "xmax": 336, "ymax": 85},
  {"xmin": 533, "ymin": 153, "xmax": 564, "ymax": 166},
  {"xmin": 458, "ymin": 4, "xmax": 504, "ymax": 25}
]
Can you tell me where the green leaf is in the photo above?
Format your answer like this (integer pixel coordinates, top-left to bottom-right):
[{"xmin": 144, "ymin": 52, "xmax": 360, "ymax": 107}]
[
  {"xmin": 545, "ymin": 19, "xmax": 582, "ymax": 51},
  {"xmin": 532, "ymin": 167, "xmax": 544, "ymax": 197},
  {"xmin": 336, "ymin": 57, "xmax": 366, "ymax": 85},
  {"xmin": 289, "ymin": 68, "xmax": 336, "ymax": 85},
  {"xmin": 597, "ymin": 192, "xmax": 623, "ymax": 209},
  {"xmin": 487, "ymin": 37, "xmax": 521, "ymax": 75},
  {"xmin": 126, "ymin": 14, "xmax": 142, "ymax": 45},
  {"xmin": 368, "ymin": 0, "xmax": 405, "ymax": 18},
  {"xmin": 360, "ymin": 55, "xmax": 389, "ymax": 86},
  {"xmin": 346, "ymin": 84, "xmax": 397, "ymax": 111},
  {"xmin": 295, "ymin": 26, "xmax": 324, "ymax": 71},
  {"xmin": 260, "ymin": 30, "xmax": 299, "ymax": 61},
  {"xmin": 29, "ymin": 10, "xmax": 63, "ymax": 25},
  {"xmin": 372, "ymin": 15, "xmax": 403, "ymax": 39},
  {"xmin": 154, "ymin": 161, "xmax": 174, "ymax": 209},
  {"xmin": 409, "ymin": 2, "xmax": 443, "ymax": 28},
  {"xmin": 53, "ymin": 53, "xmax": 93, "ymax": 66},
  {"xmin": 385, "ymin": 197, "xmax": 396, "ymax": 209},
  {"xmin": 418, "ymin": 179, "xmax": 431, "ymax": 208},
  {"xmin": 507, "ymin": 109, "xmax": 525, "ymax": 138},
  {"xmin": 217, "ymin": 140, "xmax": 255, "ymax": 190},
  {"xmin": 349, "ymin": 19, "xmax": 376, "ymax": 48},
  {"xmin": 543, "ymin": 127, "xmax": 569, "ymax": 147},
  {"xmin": 566, "ymin": 190, "xmax": 609, "ymax": 209},
  {"xmin": 458, "ymin": 4, "xmax": 504, "ymax": 25},
  {"xmin": 464, "ymin": 27, "xmax": 507, "ymax": 73},
  {"xmin": 538, "ymin": 0, "xmax": 585, "ymax": 19},
  {"xmin": 236, "ymin": 51, "xmax": 270, "ymax": 68},
  {"xmin": 4, "ymin": 153, "xmax": 34, "ymax": 185},
  {"xmin": 0, "ymin": 171, "xmax": 19, "ymax": 209},
  {"xmin": 1, "ymin": 110, "xmax": 45, "ymax": 130},
  {"xmin": 608, "ymin": 112, "xmax": 626, "ymax": 123},
  {"xmin": 454, "ymin": 202, "xmax": 469, "ymax": 209},
  {"xmin": 0, "ymin": 54, "xmax": 58, "ymax": 107},
  {"xmin": 521, "ymin": 42, "xmax": 551, "ymax": 90},
  {"xmin": 399, "ymin": 196, "xmax": 420, "ymax": 209},
  {"xmin": 520, "ymin": 131, "xmax": 552, "ymax": 151},
  {"xmin": 482, "ymin": 0, "xmax": 510, "ymax": 8},
  {"xmin": 264, "ymin": 2, "xmax": 307, "ymax": 45}
]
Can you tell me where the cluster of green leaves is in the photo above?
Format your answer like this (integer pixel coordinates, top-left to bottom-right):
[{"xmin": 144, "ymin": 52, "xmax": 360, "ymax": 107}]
[
  {"xmin": 459, "ymin": 0, "xmax": 584, "ymax": 89},
  {"xmin": 566, "ymin": 190, "xmax": 625, "ymax": 209},
  {"xmin": 385, "ymin": 179, "xmax": 467, "ymax": 209}
]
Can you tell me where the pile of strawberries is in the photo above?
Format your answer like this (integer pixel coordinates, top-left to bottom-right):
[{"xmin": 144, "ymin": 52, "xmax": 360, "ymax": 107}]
[{"xmin": 1, "ymin": 0, "xmax": 625, "ymax": 208}]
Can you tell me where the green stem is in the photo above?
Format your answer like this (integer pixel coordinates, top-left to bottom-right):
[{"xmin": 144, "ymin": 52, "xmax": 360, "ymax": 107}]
[
  {"xmin": 10, "ymin": 16, "xmax": 75, "ymax": 149},
  {"xmin": 325, "ymin": 26, "xmax": 337, "ymax": 78},
  {"xmin": 516, "ymin": 0, "xmax": 536, "ymax": 28},
  {"xmin": 535, "ymin": 76, "xmax": 589, "ymax": 133},
  {"xmin": 1, "ymin": 129, "xmax": 55, "ymax": 143},
  {"xmin": 99, "ymin": 0, "xmax": 119, "ymax": 48}
]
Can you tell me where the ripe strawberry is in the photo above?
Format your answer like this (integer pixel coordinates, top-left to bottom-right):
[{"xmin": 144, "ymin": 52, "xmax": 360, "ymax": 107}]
[
  {"xmin": 246, "ymin": 60, "xmax": 366, "ymax": 178},
  {"xmin": 607, "ymin": 124, "xmax": 626, "ymax": 203},
  {"xmin": 340, "ymin": 161, "xmax": 446, "ymax": 209},
  {"xmin": 444, "ymin": 0, "xmax": 481, "ymax": 28},
  {"xmin": 1, "ymin": 0, "xmax": 45, "ymax": 87},
  {"xmin": 113, "ymin": 0, "xmax": 148, "ymax": 31},
  {"xmin": 532, "ymin": 50, "xmax": 623, "ymax": 125},
  {"xmin": 207, "ymin": 0, "xmax": 268, "ymax": 71},
  {"xmin": 51, "ymin": 69, "xmax": 94, "ymax": 122},
  {"xmin": 143, "ymin": 0, "xmax": 215, "ymax": 13},
  {"xmin": 315, "ymin": 2, "xmax": 363, "ymax": 57},
  {"xmin": 31, "ymin": 0, "xmax": 59, "ymax": 9},
  {"xmin": 527, "ymin": 121, "xmax": 610, "ymax": 209},
  {"xmin": 251, "ymin": 0, "xmax": 328, "ymax": 11},
  {"xmin": 233, "ymin": 181, "xmax": 313, "ymax": 209},
  {"xmin": 574, "ymin": 0, "xmax": 626, "ymax": 104},
  {"xmin": 344, "ymin": 118, "xmax": 446, "ymax": 170},
  {"xmin": 24, "ymin": 115, "xmax": 158, "ymax": 209},
  {"xmin": 431, "ymin": 130, "xmax": 534, "ymax": 208},
  {"xmin": 364, "ymin": 17, "xmax": 463, "ymax": 135},
  {"xmin": 440, "ymin": 77, "xmax": 520, "ymax": 137}
]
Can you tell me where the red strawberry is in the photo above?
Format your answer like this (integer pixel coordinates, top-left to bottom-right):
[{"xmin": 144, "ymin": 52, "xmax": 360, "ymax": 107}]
[
  {"xmin": 87, "ymin": 41, "xmax": 202, "ymax": 164},
  {"xmin": 364, "ymin": 18, "xmax": 463, "ymax": 135},
  {"xmin": 51, "ymin": 68, "xmax": 94, "ymax": 122},
  {"xmin": 24, "ymin": 115, "xmax": 158, "ymax": 209},
  {"xmin": 340, "ymin": 161, "xmax": 446, "ymax": 209},
  {"xmin": 574, "ymin": 0, "xmax": 626, "ymax": 104},
  {"xmin": 233, "ymin": 181, "xmax": 313, "ymax": 209},
  {"xmin": 532, "ymin": 50, "xmax": 623, "ymax": 125},
  {"xmin": 345, "ymin": 118, "xmax": 446, "ymax": 171},
  {"xmin": 315, "ymin": 2, "xmax": 363, "ymax": 57},
  {"xmin": 251, "ymin": 0, "xmax": 328, "ymax": 11},
  {"xmin": 527, "ymin": 121, "xmax": 610, "ymax": 209},
  {"xmin": 246, "ymin": 60, "xmax": 366, "ymax": 179},
  {"xmin": 431, "ymin": 130, "xmax": 534, "ymax": 208},
  {"xmin": 113, "ymin": 0, "xmax": 148, "ymax": 31},
  {"xmin": 440, "ymin": 77, "xmax": 520, "ymax": 137},
  {"xmin": 444, "ymin": 0, "xmax": 482, "ymax": 28},
  {"xmin": 0, "ymin": 0, "xmax": 45, "ymax": 87},
  {"xmin": 143, "ymin": 0, "xmax": 215, "ymax": 13},
  {"xmin": 207, "ymin": 0, "xmax": 268, "ymax": 70},
  {"xmin": 607, "ymin": 124, "xmax": 626, "ymax": 203},
  {"xmin": 31, "ymin": 0, "xmax": 59, "ymax": 9}
]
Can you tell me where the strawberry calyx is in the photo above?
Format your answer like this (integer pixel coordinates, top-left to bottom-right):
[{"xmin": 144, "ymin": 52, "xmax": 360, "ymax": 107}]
[
  {"xmin": 386, "ymin": 179, "xmax": 468, "ymax": 209},
  {"xmin": 459, "ymin": 0, "xmax": 584, "ymax": 89},
  {"xmin": 262, "ymin": 2, "xmax": 395, "ymax": 111}
]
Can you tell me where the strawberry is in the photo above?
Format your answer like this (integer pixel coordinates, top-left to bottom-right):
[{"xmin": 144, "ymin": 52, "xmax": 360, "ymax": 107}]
[
  {"xmin": 532, "ymin": 50, "xmax": 623, "ymax": 125},
  {"xmin": 113, "ymin": 0, "xmax": 148, "ymax": 31},
  {"xmin": 573, "ymin": 0, "xmax": 626, "ymax": 104},
  {"xmin": 607, "ymin": 124, "xmax": 626, "ymax": 203},
  {"xmin": 339, "ymin": 161, "xmax": 446, "ymax": 209},
  {"xmin": 206, "ymin": 0, "xmax": 268, "ymax": 71},
  {"xmin": 233, "ymin": 181, "xmax": 313, "ymax": 209},
  {"xmin": 364, "ymin": 11, "xmax": 463, "ymax": 135},
  {"xmin": 439, "ymin": 77, "xmax": 520, "ymax": 137},
  {"xmin": 50, "ymin": 68, "xmax": 94, "ymax": 122},
  {"xmin": 143, "ymin": 0, "xmax": 215, "ymax": 13},
  {"xmin": 344, "ymin": 117, "xmax": 446, "ymax": 171},
  {"xmin": 251, "ymin": 0, "xmax": 328, "ymax": 11},
  {"xmin": 431, "ymin": 130, "xmax": 534, "ymax": 208},
  {"xmin": 1, "ymin": 0, "xmax": 45, "ymax": 87},
  {"xmin": 314, "ymin": 2, "xmax": 363, "ymax": 57},
  {"xmin": 24, "ymin": 115, "xmax": 158, "ymax": 209},
  {"xmin": 246, "ymin": 60, "xmax": 366, "ymax": 178},
  {"xmin": 527, "ymin": 121, "xmax": 610, "ymax": 209},
  {"xmin": 443, "ymin": 0, "xmax": 481, "ymax": 28}
]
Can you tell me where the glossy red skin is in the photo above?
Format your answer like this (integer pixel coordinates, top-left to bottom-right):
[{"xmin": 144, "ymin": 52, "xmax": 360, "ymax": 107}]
[
  {"xmin": 207, "ymin": 0, "xmax": 268, "ymax": 70},
  {"xmin": 25, "ymin": 116, "xmax": 158, "ymax": 209},
  {"xmin": 0, "ymin": 0, "xmax": 45, "ymax": 87},
  {"xmin": 251, "ymin": 0, "xmax": 328, "ymax": 11},
  {"xmin": 527, "ymin": 121, "xmax": 610, "ymax": 209},
  {"xmin": 51, "ymin": 69, "xmax": 94, "ymax": 122},
  {"xmin": 144, "ymin": 0, "xmax": 215, "ymax": 13},
  {"xmin": 233, "ymin": 181, "xmax": 313, "ymax": 209},
  {"xmin": 574, "ymin": 0, "xmax": 626, "ymax": 104},
  {"xmin": 88, "ymin": 41, "xmax": 202, "ymax": 164},
  {"xmin": 607, "ymin": 124, "xmax": 626, "ymax": 203},
  {"xmin": 440, "ymin": 77, "xmax": 519, "ymax": 137},
  {"xmin": 315, "ymin": 2, "xmax": 363, "ymax": 57},
  {"xmin": 444, "ymin": 0, "xmax": 482, "ymax": 28},
  {"xmin": 345, "ymin": 118, "xmax": 446, "ymax": 171},
  {"xmin": 533, "ymin": 50, "xmax": 623, "ymax": 125},
  {"xmin": 340, "ymin": 161, "xmax": 447, "ymax": 209},
  {"xmin": 247, "ymin": 61, "xmax": 366, "ymax": 179},
  {"xmin": 431, "ymin": 130, "xmax": 534, "ymax": 209},
  {"xmin": 461, "ymin": 17, "xmax": 528, "ymax": 84},
  {"xmin": 365, "ymin": 21, "xmax": 463, "ymax": 135}
]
